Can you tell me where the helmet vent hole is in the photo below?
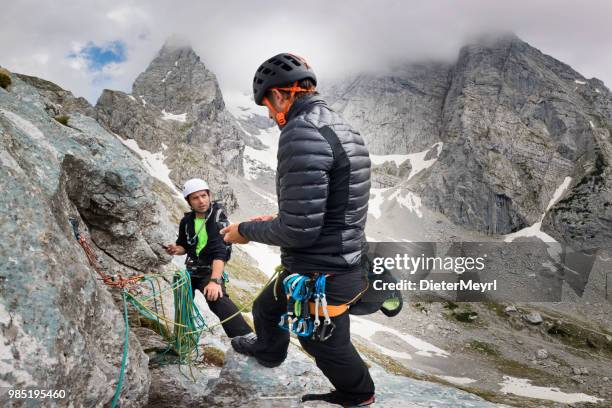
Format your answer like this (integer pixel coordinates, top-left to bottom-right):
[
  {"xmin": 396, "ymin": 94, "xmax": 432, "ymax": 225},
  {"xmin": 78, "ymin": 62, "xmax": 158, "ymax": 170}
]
[
  {"xmin": 281, "ymin": 63, "xmax": 292, "ymax": 71},
  {"xmin": 284, "ymin": 55, "xmax": 301, "ymax": 66},
  {"xmin": 262, "ymin": 68, "xmax": 272, "ymax": 74}
]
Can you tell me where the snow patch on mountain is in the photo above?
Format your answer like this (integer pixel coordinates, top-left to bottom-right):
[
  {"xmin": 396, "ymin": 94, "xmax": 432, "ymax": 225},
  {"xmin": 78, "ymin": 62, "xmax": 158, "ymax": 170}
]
[
  {"xmin": 370, "ymin": 142, "xmax": 442, "ymax": 180},
  {"xmin": 370, "ymin": 153, "xmax": 411, "ymax": 167},
  {"xmin": 161, "ymin": 70, "xmax": 172, "ymax": 83},
  {"xmin": 223, "ymin": 91, "xmax": 255, "ymax": 120},
  {"xmin": 351, "ymin": 315, "xmax": 449, "ymax": 358},
  {"xmin": 504, "ymin": 176, "xmax": 572, "ymax": 243},
  {"xmin": 223, "ymin": 89, "xmax": 280, "ymax": 180},
  {"xmin": 499, "ymin": 376, "xmax": 602, "ymax": 404},
  {"xmin": 407, "ymin": 142, "xmax": 443, "ymax": 180},
  {"xmin": 438, "ymin": 376, "xmax": 477, "ymax": 386},
  {"xmin": 241, "ymin": 126, "xmax": 279, "ymax": 179},
  {"xmin": 368, "ymin": 188, "xmax": 389, "ymax": 218},
  {"xmin": 390, "ymin": 189, "xmax": 423, "ymax": 218},
  {"xmin": 161, "ymin": 109, "xmax": 187, "ymax": 122},
  {"xmin": 117, "ymin": 136, "xmax": 183, "ymax": 201},
  {"xmin": 369, "ymin": 186, "xmax": 424, "ymax": 219}
]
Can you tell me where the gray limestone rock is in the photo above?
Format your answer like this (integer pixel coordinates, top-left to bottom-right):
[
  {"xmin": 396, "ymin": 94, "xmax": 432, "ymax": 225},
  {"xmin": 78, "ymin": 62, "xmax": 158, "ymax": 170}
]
[
  {"xmin": 0, "ymin": 75, "xmax": 173, "ymax": 406},
  {"xmin": 325, "ymin": 63, "xmax": 451, "ymax": 155},
  {"xmin": 541, "ymin": 129, "xmax": 612, "ymax": 251},
  {"xmin": 523, "ymin": 311, "xmax": 543, "ymax": 325},
  {"xmin": 15, "ymin": 73, "xmax": 96, "ymax": 118}
]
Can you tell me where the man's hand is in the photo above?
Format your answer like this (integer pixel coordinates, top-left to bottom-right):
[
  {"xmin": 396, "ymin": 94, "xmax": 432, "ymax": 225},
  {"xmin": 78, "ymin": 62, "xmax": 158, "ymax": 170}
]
[
  {"xmin": 248, "ymin": 214, "xmax": 275, "ymax": 222},
  {"xmin": 165, "ymin": 244, "xmax": 186, "ymax": 255},
  {"xmin": 203, "ymin": 281, "xmax": 223, "ymax": 301},
  {"xmin": 220, "ymin": 223, "xmax": 249, "ymax": 244}
]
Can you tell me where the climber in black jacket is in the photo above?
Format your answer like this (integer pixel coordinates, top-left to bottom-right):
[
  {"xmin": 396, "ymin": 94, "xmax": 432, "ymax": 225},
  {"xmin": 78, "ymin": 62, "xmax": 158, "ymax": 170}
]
[
  {"xmin": 221, "ymin": 54, "xmax": 375, "ymax": 407},
  {"xmin": 165, "ymin": 178, "xmax": 252, "ymax": 339}
]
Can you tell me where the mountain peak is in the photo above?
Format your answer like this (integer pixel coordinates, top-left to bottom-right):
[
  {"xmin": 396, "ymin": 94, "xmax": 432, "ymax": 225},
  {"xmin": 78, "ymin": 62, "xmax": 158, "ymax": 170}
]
[
  {"xmin": 160, "ymin": 34, "xmax": 193, "ymax": 52},
  {"xmin": 132, "ymin": 40, "xmax": 221, "ymax": 114},
  {"xmin": 463, "ymin": 31, "xmax": 523, "ymax": 50}
]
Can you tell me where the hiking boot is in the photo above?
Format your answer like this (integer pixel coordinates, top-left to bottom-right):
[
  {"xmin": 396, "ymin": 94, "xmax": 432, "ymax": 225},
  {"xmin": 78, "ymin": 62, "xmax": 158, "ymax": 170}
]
[
  {"xmin": 230, "ymin": 334, "xmax": 284, "ymax": 368},
  {"xmin": 302, "ymin": 390, "xmax": 375, "ymax": 407},
  {"xmin": 231, "ymin": 333, "xmax": 257, "ymax": 356}
]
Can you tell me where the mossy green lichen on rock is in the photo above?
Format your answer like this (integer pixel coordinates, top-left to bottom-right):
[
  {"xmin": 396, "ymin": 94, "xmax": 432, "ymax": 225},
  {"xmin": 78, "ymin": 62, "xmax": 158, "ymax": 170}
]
[
  {"xmin": 468, "ymin": 340, "xmax": 500, "ymax": 356},
  {"xmin": 54, "ymin": 115, "xmax": 70, "ymax": 126},
  {"xmin": 201, "ymin": 346, "xmax": 225, "ymax": 366},
  {"xmin": 454, "ymin": 311, "xmax": 479, "ymax": 323},
  {"xmin": 178, "ymin": 122, "xmax": 193, "ymax": 132},
  {"xmin": 0, "ymin": 67, "xmax": 12, "ymax": 89},
  {"xmin": 441, "ymin": 302, "xmax": 480, "ymax": 323}
]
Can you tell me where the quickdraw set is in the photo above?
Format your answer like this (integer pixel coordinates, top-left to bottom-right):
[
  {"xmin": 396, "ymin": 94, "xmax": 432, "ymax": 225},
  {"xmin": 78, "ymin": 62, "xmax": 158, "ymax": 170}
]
[{"xmin": 278, "ymin": 273, "xmax": 338, "ymax": 342}]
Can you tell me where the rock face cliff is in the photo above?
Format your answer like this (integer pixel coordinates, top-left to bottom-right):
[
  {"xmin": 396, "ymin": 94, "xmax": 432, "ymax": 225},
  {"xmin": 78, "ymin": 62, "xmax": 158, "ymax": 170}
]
[
  {"xmin": 0, "ymin": 69, "xmax": 180, "ymax": 407},
  {"xmin": 326, "ymin": 34, "xmax": 612, "ymax": 246},
  {"xmin": 326, "ymin": 63, "xmax": 451, "ymax": 155},
  {"xmin": 95, "ymin": 41, "xmax": 246, "ymax": 210}
]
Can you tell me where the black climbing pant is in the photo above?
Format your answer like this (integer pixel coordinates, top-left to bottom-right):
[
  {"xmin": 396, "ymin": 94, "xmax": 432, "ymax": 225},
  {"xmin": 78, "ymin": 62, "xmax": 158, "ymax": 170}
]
[
  {"xmin": 191, "ymin": 274, "xmax": 253, "ymax": 338},
  {"xmin": 250, "ymin": 269, "xmax": 375, "ymax": 402}
]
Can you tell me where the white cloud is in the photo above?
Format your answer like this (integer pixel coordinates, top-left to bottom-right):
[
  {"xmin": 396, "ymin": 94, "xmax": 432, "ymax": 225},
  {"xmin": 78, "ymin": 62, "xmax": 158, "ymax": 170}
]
[
  {"xmin": 106, "ymin": 5, "xmax": 150, "ymax": 26},
  {"xmin": 1, "ymin": 0, "xmax": 611, "ymax": 104}
]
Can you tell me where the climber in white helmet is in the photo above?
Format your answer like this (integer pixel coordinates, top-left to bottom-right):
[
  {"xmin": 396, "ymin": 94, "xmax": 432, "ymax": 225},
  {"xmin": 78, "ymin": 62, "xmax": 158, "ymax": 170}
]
[{"xmin": 165, "ymin": 178, "xmax": 253, "ymax": 339}]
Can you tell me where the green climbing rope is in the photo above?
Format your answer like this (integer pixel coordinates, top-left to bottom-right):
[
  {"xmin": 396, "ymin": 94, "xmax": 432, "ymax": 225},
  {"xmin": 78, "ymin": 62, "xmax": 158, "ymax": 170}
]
[{"xmin": 111, "ymin": 291, "xmax": 130, "ymax": 408}]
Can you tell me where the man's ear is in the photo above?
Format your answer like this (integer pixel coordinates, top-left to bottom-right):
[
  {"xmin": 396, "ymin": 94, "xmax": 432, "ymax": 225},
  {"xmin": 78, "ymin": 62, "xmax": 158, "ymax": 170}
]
[{"xmin": 271, "ymin": 89, "xmax": 286, "ymax": 106}]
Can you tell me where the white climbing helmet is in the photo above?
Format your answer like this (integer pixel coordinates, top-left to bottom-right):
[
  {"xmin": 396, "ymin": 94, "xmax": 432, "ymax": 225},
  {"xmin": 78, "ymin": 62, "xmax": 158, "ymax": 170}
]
[{"xmin": 182, "ymin": 178, "xmax": 210, "ymax": 199}]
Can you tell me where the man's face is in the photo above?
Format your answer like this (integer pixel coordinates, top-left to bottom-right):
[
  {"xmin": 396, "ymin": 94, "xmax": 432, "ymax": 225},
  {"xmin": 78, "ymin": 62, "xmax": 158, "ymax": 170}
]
[{"xmin": 188, "ymin": 190, "xmax": 210, "ymax": 213}]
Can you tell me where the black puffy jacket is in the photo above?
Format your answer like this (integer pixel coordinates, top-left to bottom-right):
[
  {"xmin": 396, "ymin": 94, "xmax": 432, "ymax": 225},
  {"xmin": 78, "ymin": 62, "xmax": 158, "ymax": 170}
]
[
  {"xmin": 176, "ymin": 202, "xmax": 230, "ymax": 265},
  {"xmin": 239, "ymin": 95, "xmax": 371, "ymax": 274}
]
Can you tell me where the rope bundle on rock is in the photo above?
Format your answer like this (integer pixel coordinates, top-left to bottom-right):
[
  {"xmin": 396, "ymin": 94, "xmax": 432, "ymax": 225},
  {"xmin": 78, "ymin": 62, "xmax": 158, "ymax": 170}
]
[{"xmin": 68, "ymin": 217, "xmax": 278, "ymax": 407}]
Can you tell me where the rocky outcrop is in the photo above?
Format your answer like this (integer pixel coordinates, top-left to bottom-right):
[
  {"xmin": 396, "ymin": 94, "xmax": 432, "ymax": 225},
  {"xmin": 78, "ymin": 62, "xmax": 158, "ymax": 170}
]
[
  {"xmin": 424, "ymin": 34, "xmax": 610, "ymax": 235},
  {"xmin": 0, "ymin": 70, "xmax": 178, "ymax": 407},
  {"xmin": 95, "ymin": 40, "xmax": 246, "ymax": 211},
  {"xmin": 371, "ymin": 160, "xmax": 413, "ymax": 188},
  {"xmin": 326, "ymin": 63, "xmax": 450, "ymax": 155},
  {"xmin": 326, "ymin": 33, "xmax": 612, "ymax": 243},
  {"xmin": 15, "ymin": 73, "xmax": 96, "ymax": 118},
  {"xmin": 542, "ymin": 127, "xmax": 612, "ymax": 250}
]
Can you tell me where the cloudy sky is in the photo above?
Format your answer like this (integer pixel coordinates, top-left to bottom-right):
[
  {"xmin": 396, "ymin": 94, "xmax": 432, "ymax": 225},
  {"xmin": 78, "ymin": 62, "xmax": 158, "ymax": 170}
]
[{"xmin": 2, "ymin": 0, "xmax": 611, "ymax": 104}]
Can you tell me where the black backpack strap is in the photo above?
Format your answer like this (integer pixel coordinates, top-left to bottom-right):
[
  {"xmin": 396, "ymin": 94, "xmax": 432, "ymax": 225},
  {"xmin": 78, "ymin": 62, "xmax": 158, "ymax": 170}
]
[{"xmin": 212, "ymin": 201, "xmax": 232, "ymax": 261}]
